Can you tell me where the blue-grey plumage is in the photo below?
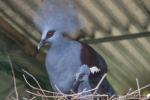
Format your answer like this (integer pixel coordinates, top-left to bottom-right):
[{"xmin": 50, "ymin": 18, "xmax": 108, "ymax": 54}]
[
  {"xmin": 35, "ymin": 0, "xmax": 116, "ymax": 98},
  {"xmin": 73, "ymin": 65, "xmax": 91, "ymax": 93},
  {"xmin": 38, "ymin": 31, "xmax": 116, "ymax": 96},
  {"xmin": 73, "ymin": 65, "xmax": 93, "ymax": 100}
]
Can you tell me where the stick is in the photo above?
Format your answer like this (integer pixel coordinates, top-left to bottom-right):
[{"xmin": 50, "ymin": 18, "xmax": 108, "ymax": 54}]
[
  {"xmin": 8, "ymin": 56, "xmax": 19, "ymax": 100},
  {"xmin": 136, "ymin": 78, "xmax": 140, "ymax": 97},
  {"xmin": 22, "ymin": 69, "xmax": 48, "ymax": 100},
  {"xmin": 93, "ymin": 73, "xmax": 107, "ymax": 94}
]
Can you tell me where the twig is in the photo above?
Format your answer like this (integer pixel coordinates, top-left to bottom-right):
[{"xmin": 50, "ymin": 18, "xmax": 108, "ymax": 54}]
[
  {"xmin": 22, "ymin": 96, "xmax": 36, "ymax": 100},
  {"xmin": 4, "ymin": 88, "xmax": 17, "ymax": 100},
  {"xmin": 126, "ymin": 88, "xmax": 132, "ymax": 95},
  {"xmin": 22, "ymin": 69, "xmax": 150, "ymax": 100},
  {"xmin": 55, "ymin": 85, "xmax": 69, "ymax": 100},
  {"xmin": 8, "ymin": 56, "xmax": 19, "ymax": 100},
  {"xmin": 22, "ymin": 97, "xmax": 28, "ymax": 100},
  {"xmin": 71, "ymin": 88, "xmax": 88, "ymax": 100},
  {"xmin": 127, "ymin": 83, "xmax": 150, "ymax": 96},
  {"xmin": 22, "ymin": 69, "xmax": 48, "ymax": 100},
  {"xmin": 25, "ymin": 90, "xmax": 64, "ymax": 98},
  {"xmin": 30, "ymin": 96, "xmax": 36, "ymax": 100},
  {"xmin": 77, "ymin": 94, "xmax": 108, "ymax": 99},
  {"xmin": 23, "ymin": 71, "xmax": 99, "ymax": 97},
  {"xmin": 112, "ymin": 83, "xmax": 150, "ymax": 100},
  {"xmin": 93, "ymin": 73, "xmax": 107, "ymax": 94},
  {"xmin": 37, "ymin": 91, "xmax": 45, "ymax": 100},
  {"xmin": 22, "ymin": 73, "xmax": 58, "ymax": 94},
  {"xmin": 108, "ymin": 95, "xmax": 115, "ymax": 100},
  {"xmin": 26, "ymin": 89, "xmax": 109, "ymax": 99},
  {"xmin": 11, "ymin": 96, "xmax": 17, "ymax": 100},
  {"xmin": 73, "ymin": 88, "xmax": 90, "ymax": 99},
  {"xmin": 136, "ymin": 78, "xmax": 140, "ymax": 97},
  {"xmin": 24, "ymin": 73, "xmax": 109, "ymax": 99}
]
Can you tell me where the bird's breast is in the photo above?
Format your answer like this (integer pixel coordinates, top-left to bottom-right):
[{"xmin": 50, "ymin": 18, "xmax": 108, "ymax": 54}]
[{"xmin": 45, "ymin": 41, "xmax": 82, "ymax": 93}]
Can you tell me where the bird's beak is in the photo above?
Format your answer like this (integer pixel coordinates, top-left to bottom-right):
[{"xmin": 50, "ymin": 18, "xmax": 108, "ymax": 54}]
[
  {"xmin": 37, "ymin": 40, "xmax": 45, "ymax": 51},
  {"xmin": 34, "ymin": 40, "xmax": 45, "ymax": 57}
]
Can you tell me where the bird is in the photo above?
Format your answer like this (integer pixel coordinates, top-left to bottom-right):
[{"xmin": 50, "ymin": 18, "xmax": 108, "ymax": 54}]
[
  {"xmin": 37, "ymin": 30, "xmax": 116, "ymax": 97},
  {"xmin": 73, "ymin": 64, "xmax": 93, "ymax": 100},
  {"xmin": 72, "ymin": 64, "xmax": 92, "ymax": 99},
  {"xmin": 73, "ymin": 64, "xmax": 92, "ymax": 93}
]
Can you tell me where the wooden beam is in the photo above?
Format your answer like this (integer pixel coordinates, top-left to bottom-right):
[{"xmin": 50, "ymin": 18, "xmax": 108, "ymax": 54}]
[{"xmin": 83, "ymin": 32, "xmax": 150, "ymax": 44}]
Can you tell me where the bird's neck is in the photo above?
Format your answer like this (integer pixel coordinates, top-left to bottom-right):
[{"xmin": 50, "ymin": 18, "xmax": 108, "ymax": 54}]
[{"xmin": 50, "ymin": 36, "xmax": 70, "ymax": 48}]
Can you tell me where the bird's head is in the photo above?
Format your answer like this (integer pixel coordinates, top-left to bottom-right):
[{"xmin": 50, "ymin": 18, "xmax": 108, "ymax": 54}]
[
  {"xmin": 38, "ymin": 30, "xmax": 64, "ymax": 50},
  {"xmin": 38, "ymin": 30, "xmax": 55, "ymax": 50},
  {"xmin": 75, "ymin": 65, "xmax": 90, "ymax": 81}
]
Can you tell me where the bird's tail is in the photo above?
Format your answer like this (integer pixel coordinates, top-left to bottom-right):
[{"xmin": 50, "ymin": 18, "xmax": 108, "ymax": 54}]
[{"xmin": 98, "ymin": 78, "xmax": 116, "ymax": 97}]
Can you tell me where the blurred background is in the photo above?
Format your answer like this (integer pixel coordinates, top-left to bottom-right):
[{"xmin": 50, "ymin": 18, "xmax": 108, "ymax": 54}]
[{"xmin": 0, "ymin": 0, "xmax": 150, "ymax": 99}]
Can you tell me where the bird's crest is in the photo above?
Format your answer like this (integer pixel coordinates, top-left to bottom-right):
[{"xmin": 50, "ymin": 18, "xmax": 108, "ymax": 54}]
[{"xmin": 33, "ymin": 0, "xmax": 84, "ymax": 38}]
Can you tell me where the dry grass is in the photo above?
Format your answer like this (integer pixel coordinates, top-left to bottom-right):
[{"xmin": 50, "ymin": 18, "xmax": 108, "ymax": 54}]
[{"xmin": 7, "ymin": 56, "xmax": 150, "ymax": 100}]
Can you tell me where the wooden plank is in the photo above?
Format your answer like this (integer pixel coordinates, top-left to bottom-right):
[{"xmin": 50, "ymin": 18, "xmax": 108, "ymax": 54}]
[{"xmin": 83, "ymin": 32, "xmax": 150, "ymax": 44}]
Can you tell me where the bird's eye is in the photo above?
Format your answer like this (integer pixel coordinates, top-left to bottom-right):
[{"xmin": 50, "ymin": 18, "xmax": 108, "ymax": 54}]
[{"xmin": 47, "ymin": 30, "xmax": 55, "ymax": 37}]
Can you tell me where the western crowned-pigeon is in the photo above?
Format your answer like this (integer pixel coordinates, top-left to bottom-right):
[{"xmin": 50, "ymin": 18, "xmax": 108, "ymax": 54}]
[
  {"xmin": 73, "ymin": 64, "xmax": 92, "ymax": 100},
  {"xmin": 73, "ymin": 64, "xmax": 91, "ymax": 92},
  {"xmin": 38, "ymin": 30, "xmax": 116, "ymax": 96}
]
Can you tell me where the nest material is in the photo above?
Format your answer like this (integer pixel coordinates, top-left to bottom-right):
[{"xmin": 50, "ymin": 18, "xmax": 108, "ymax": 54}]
[{"xmin": 7, "ymin": 56, "xmax": 150, "ymax": 100}]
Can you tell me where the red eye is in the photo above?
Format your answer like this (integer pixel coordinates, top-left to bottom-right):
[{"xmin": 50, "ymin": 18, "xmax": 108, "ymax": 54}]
[
  {"xmin": 47, "ymin": 30, "xmax": 55, "ymax": 37},
  {"xmin": 47, "ymin": 32, "xmax": 53, "ymax": 37}
]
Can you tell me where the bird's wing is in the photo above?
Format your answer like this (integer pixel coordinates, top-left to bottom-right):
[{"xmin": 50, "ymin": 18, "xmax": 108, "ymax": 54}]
[
  {"xmin": 80, "ymin": 42, "xmax": 107, "ymax": 73},
  {"xmin": 80, "ymin": 42, "xmax": 116, "ymax": 96},
  {"xmin": 80, "ymin": 42, "xmax": 108, "ymax": 88},
  {"xmin": 72, "ymin": 42, "xmax": 115, "ymax": 96}
]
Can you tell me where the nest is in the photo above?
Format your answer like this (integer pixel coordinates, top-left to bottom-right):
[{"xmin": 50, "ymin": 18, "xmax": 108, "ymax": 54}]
[{"xmin": 7, "ymin": 56, "xmax": 150, "ymax": 100}]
